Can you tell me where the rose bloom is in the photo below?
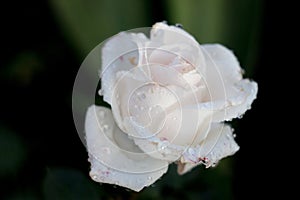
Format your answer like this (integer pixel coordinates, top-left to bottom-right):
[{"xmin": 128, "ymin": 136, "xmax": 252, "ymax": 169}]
[{"xmin": 85, "ymin": 22, "xmax": 257, "ymax": 191}]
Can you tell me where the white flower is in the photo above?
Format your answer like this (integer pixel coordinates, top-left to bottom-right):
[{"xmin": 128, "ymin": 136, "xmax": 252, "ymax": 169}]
[{"xmin": 85, "ymin": 22, "xmax": 258, "ymax": 191}]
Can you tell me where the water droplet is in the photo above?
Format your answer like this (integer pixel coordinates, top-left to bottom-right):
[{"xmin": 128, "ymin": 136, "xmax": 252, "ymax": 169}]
[
  {"xmin": 238, "ymin": 114, "xmax": 244, "ymax": 119},
  {"xmin": 158, "ymin": 141, "xmax": 168, "ymax": 151},
  {"xmin": 187, "ymin": 148, "xmax": 196, "ymax": 157},
  {"xmin": 98, "ymin": 89, "xmax": 103, "ymax": 96},
  {"xmin": 225, "ymin": 100, "xmax": 232, "ymax": 107},
  {"xmin": 240, "ymin": 68, "xmax": 245, "ymax": 75},
  {"xmin": 98, "ymin": 110, "xmax": 105, "ymax": 119},
  {"xmin": 92, "ymin": 175, "xmax": 98, "ymax": 180},
  {"xmin": 149, "ymin": 106, "xmax": 153, "ymax": 111},
  {"xmin": 147, "ymin": 176, "xmax": 152, "ymax": 180},
  {"xmin": 103, "ymin": 124, "xmax": 109, "ymax": 131},
  {"xmin": 226, "ymin": 133, "xmax": 231, "ymax": 139},
  {"xmin": 233, "ymin": 134, "xmax": 236, "ymax": 138},
  {"xmin": 175, "ymin": 23, "xmax": 183, "ymax": 29},
  {"xmin": 141, "ymin": 93, "xmax": 146, "ymax": 99}
]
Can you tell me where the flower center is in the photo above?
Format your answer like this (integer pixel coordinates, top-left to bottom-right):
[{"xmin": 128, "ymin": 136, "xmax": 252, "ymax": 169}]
[{"xmin": 127, "ymin": 82, "xmax": 179, "ymax": 139}]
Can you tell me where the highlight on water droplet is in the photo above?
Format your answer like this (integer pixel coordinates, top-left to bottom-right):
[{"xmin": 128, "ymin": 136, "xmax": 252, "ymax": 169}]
[
  {"xmin": 98, "ymin": 88, "xmax": 103, "ymax": 96},
  {"xmin": 103, "ymin": 124, "xmax": 109, "ymax": 131},
  {"xmin": 98, "ymin": 110, "xmax": 105, "ymax": 119},
  {"xmin": 141, "ymin": 93, "xmax": 146, "ymax": 99},
  {"xmin": 92, "ymin": 175, "xmax": 98, "ymax": 180}
]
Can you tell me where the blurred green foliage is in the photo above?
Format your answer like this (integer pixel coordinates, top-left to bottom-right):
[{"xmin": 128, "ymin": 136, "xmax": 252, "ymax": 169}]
[
  {"xmin": 43, "ymin": 168, "xmax": 100, "ymax": 200},
  {"xmin": 50, "ymin": 0, "xmax": 150, "ymax": 56},
  {"xmin": 0, "ymin": 127, "xmax": 27, "ymax": 176},
  {"xmin": 1, "ymin": 52, "xmax": 44, "ymax": 86}
]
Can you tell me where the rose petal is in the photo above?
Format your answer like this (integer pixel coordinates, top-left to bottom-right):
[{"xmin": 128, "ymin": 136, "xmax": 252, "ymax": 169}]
[
  {"xmin": 101, "ymin": 32, "xmax": 149, "ymax": 104},
  {"xmin": 110, "ymin": 69, "xmax": 148, "ymax": 132},
  {"xmin": 110, "ymin": 64, "xmax": 195, "ymax": 134},
  {"xmin": 202, "ymin": 44, "xmax": 243, "ymax": 82},
  {"xmin": 150, "ymin": 22, "xmax": 206, "ymax": 77},
  {"xmin": 201, "ymin": 44, "xmax": 258, "ymax": 121},
  {"xmin": 125, "ymin": 106, "xmax": 213, "ymax": 162},
  {"xmin": 177, "ymin": 123, "xmax": 239, "ymax": 174},
  {"xmin": 85, "ymin": 105, "xmax": 168, "ymax": 192},
  {"xmin": 151, "ymin": 22, "xmax": 198, "ymax": 49}
]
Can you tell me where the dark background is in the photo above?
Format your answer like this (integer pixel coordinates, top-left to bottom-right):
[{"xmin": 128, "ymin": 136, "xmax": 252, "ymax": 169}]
[{"xmin": 0, "ymin": 0, "xmax": 293, "ymax": 199}]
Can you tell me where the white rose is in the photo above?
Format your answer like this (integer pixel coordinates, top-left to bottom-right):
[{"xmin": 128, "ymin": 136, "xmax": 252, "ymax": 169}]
[{"xmin": 85, "ymin": 22, "xmax": 258, "ymax": 191}]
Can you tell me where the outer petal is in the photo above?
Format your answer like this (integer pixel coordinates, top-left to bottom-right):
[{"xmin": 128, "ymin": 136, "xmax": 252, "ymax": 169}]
[
  {"xmin": 201, "ymin": 44, "xmax": 258, "ymax": 121},
  {"xmin": 177, "ymin": 123, "xmax": 239, "ymax": 174},
  {"xmin": 101, "ymin": 32, "xmax": 149, "ymax": 104},
  {"xmin": 85, "ymin": 105, "xmax": 168, "ymax": 192}
]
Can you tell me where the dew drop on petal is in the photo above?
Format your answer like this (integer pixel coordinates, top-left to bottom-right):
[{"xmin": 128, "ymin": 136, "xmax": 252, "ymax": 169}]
[
  {"xmin": 141, "ymin": 93, "xmax": 146, "ymax": 99},
  {"xmin": 98, "ymin": 89, "xmax": 103, "ymax": 96},
  {"xmin": 98, "ymin": 110, "xmax": 105, "ymax": 119},
  {"xmin": 238, "ymin": 114, "xmax": 244, "ymax": 119},
  {"xmin": 158, "ymin": 141, "xmax": 168, "ymax": 151},
  {"xmin": 113, "ymin": 181, "xmax": 119, "ymax": 187},
  {"xmin": 175, "ymin": 23, "xmax": 183, "ymax": 29},
  {"xmin": 103, "ymin": 124, "xmax": 109, "ymax": 131},
  {"xmin": 148, "ymin": 176, "xmax": 152, "ymax": 180},
  {"xmin": 92, "ymin": 175, "xmax": 98, "ymax": 180}
]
